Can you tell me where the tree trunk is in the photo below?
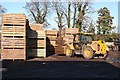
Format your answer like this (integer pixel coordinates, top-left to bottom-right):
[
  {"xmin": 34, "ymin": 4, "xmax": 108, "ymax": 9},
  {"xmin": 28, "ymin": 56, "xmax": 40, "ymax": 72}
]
[
  {"xmin": 72, "ymin": 3, "xmax": 77, "ymax": 28},
  {"xmin": 67, "ymin": 2, "xmax": 71, "ymax": 28}
]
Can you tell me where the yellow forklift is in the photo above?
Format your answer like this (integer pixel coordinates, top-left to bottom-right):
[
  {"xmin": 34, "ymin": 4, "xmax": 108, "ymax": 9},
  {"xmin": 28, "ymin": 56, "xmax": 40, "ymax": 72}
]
[{"xmin": 64, "ymin": 33, "xmax": 109, "ymax": 59}]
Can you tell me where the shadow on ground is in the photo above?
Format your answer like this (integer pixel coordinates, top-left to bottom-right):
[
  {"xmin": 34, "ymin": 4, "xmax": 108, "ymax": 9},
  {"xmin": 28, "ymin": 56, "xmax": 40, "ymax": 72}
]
[{"xmin": 1, "ymin": 61, "xmax": 120, "ymax": 79}]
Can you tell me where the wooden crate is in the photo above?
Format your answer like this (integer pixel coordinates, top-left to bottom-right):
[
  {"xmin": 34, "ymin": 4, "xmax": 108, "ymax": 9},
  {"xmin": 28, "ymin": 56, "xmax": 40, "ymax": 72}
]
[
  {"xmin": 29, "ymin": 30, "xmax": 46, "ymax": 38},
  {"xmin": 1, "ymin": 48, "xmax": 26, "ymax": 60},
  {"xmin": 28, "ymin": 29, "xmax": 46, "ymax": 58},
  {"xmin": 45, "ymin": 30, "xmax": 58, "ymax": 36},
  {"xmin": 50, "ymin": 41, "xmax": 56, "ymax": 46},
  {"xmin": 28, "ymin": 38, "xmax": 46, "ymax": 48},
  {"xmin": 1, "ymin": 14, "xmax": 27, "ymax": 60},
  {"xmin": 55, "ymin": 45, "xmax": 65, "ymax": 54},
  {"xmin": 46, "ymin": 30, "xmax": 58, "ymax": 47},
  {"xmin": 29, "ymin": 24, "xmax": 43, "ymax": 30},
  {"xmin": 28, "ymin": 48, "xmax": 46, "ymax": 58},
  {"xmin": 2, "ymin": 14, "xmax": 26, "ymax": 25},
  {"xmin": 60, "ymin": 28, "xmax": 79, "ymax": 44},
  {"xmin": 28, "ymin": 30, "xmax": 46, "ymax": 48},
  {"xmin": 61, "ymin": 28, "xmax": 79, "ymax": 37}
]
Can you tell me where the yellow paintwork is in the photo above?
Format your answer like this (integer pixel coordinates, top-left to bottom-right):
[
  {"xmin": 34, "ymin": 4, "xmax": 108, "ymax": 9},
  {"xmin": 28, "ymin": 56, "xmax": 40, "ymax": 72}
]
[
  {"xmin": 98, "ymin": 40, "xmax": 109, "ymax": 54},
  {"xmin": 64, "ymin": 32, "xmax": 109, "ymax": 56},
  {"xmin": 85, "ymin": 49, "xmax": 91, "ymax": 57},
  {"xmin": 65, "ymin": 40, "xmax": 109, "ymax": 55},
  {"xmin": 66, "ymin": 47, "xmax": 71, "ymax": 56},
  {"xmin": 67, "ymin": 43, "xmax": 75, "ymax": 50},
  {"xmin": 87, "ymin": 40, "xmax": 109, "ymax": 54}
]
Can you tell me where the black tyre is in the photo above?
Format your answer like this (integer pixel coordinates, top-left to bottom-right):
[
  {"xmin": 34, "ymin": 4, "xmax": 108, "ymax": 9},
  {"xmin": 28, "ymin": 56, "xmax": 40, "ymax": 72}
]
[{"xmin": 83, "ymin": 47, "xmax": 94, "ymax": 59}]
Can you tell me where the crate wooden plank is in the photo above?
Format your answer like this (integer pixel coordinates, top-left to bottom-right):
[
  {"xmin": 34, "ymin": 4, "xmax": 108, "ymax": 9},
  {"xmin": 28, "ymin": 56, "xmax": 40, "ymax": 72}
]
[
  {"xmin": 2, "ymin": 20, "xmax": 26, "ymax": 23},
  {"xmin": 38, "ymin": 40, "xmax": 46, "ymax": 47},
  {"xmin": 46, "ymin": 30, "xmax": 57, "ymax": 34},
  {"xmin": 64, "ymin": 28, "xmax": 79, "ymax": 33},
  {"xmin": 2, "ymin": 46, "xmax": 25, "ymax": 48},
  {"xmin": 28, "ymin": 39, "xmax": 46, "ymax": 48},
  {"xmin": 28, "ymin": 49, "xmax": 46, "ymax": 58},
  {"xmin": 28, "ymin": 30, "xmax": 45, "ymax": 38},
  {"xmin": 54, "ymin": 45, "xmax": 65, "ymax": 54},
  {"xmin": 2, "ymin": 23, "xmax": 26, "ymax": 25},
  {"xmin": 37, "ymin": 49, "xmax": 46, "ymax": 57},
  {"xmin": 61, "ymin": 28, "xmax": 79, "ymax": 37},
  {"xmin": 30, "ymin": 24, "xmax": 44, "ymax": 30},
  {"xmin": 1, "ymin": 48, "xmax": 26, "ymax": 60},
  {"xmin": 1, "ymin": 14, "xmax": 27, "ymax": 60},
  {"xmin": 3, "ymin": 31, "xmax": 25, "ymax": 33},
  {"xmin": 49, "ymin": 41, "xmax": 56, "ymax": 46},
  {"xmin": 2, "ymin": 14, "xmax": 26, "ymax": 21},
  {"xmin": 46, "ymin": 37, "xmax": 56, "ymax": 41},
  {"xmin": 2, "ymin": 34, "xmax": 25, "ymax": 36},
  {"xmin": 2, "ymin": 34, "xmax": 25, "ymax": 37},
  {"xmin": 37, "ymin": 30, "xmax": 46, "ymax": 36}
]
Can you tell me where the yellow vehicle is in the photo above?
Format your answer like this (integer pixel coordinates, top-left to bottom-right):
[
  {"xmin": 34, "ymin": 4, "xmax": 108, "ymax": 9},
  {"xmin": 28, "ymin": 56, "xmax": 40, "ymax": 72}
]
[{"xmin": 64, "ymin": 33, "xmax": 109, "ymax": 59}]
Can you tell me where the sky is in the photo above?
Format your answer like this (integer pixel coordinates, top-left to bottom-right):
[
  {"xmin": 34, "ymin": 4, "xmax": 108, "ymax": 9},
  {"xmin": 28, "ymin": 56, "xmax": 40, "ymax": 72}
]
[{"xmin": 0, "ymin": 0, "xmax": 119, "ymax": 32}]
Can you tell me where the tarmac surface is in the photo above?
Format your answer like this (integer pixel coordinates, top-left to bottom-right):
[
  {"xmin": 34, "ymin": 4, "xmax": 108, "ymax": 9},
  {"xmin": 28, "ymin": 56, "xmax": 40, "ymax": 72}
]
[{"xmin": 1, "ymin": 51, "xmax": 120, "ymax": 79}]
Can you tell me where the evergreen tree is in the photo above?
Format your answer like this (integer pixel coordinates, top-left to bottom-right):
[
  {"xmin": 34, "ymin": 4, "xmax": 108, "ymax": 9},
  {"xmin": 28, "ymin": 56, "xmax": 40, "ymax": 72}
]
[{"xmin": 97, "ymin": 7, "xmax": 115, "ymax": 34}]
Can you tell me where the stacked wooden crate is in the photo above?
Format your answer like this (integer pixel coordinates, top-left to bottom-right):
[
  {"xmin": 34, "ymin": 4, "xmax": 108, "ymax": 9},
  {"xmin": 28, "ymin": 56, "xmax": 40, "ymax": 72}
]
[
  {"xmin": 61, "ymin": 28, "xmax": 79, "ymax": 44},
  {"xmin": 54, "ymin": 28, "xmax": 79, "ymax": 54},
  {"xmin": 45, "ymin": 30, "xmax": 58, "ymax": 54},
  {"xmin": 46, "ymin": 30, "xmax": 58, "ymax": 46},
  {"xmin": 1, "ymin": 14, "xmax": 27, "ymax": 60},
  {"xmin": 28, "ymin": 24, "xmax": 46, "ymax": 58}
]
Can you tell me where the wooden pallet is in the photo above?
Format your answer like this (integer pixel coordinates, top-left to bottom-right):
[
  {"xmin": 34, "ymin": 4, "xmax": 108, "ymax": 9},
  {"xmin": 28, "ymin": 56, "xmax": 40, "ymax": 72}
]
[
  {"xmin": 29, "ymin": 24, "xmax": 43, "ymax": 30},
  {"xmin": 2, "ymin": 14, "xmax": 26, "ymax": 25},
  {"xmin": 54, "ymin": 45, "xmax": 65, "ymax": 54},
  {"xmin": 29, "ymin": 30, "xmax": 46, "ymax": 38},
  {"xmin": 1, "ymin": 14, "xmax": 27, "ymax": 60},
  {"xmin": 60, "ymin": 28, "xmax": 79, "ymax": 44},
  {"xmin": 1, "ymin": 48, "xmax": 26, "ymax": 60},
  {"xmin": 28, "ymin": 48, "xmax": 46, "ymax": 58},
  {"xmin": 61, "ymin": 28, "xmax": 79, "ymax": 37},
  {"xmin": 28, "ymin": 28, "xmax": 46, "ymax": 58},
  {"xmin": 45, "ymin": 30, "xmax": 58, "ymax": 36},
  {"xmin": 46, "ymin": 30, "xmax": 58, "ymax": 46},
  {"xmin": 28, "ymin": 38, "xmax": 46, "ymax": 48}
]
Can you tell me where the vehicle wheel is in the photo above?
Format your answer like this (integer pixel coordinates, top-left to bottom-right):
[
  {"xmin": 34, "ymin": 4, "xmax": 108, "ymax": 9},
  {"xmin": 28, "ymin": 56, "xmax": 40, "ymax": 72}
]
[
  {"xmin": 65, "ymin": 46, "xmax": 73, "ymax": 57},
  {"xmin": 99, "ymin": 52, "xmax": 108, "ymax": 59},
  {"xmin": 83, "ymin": 47, "xmax": 94, "ymax": 59}
]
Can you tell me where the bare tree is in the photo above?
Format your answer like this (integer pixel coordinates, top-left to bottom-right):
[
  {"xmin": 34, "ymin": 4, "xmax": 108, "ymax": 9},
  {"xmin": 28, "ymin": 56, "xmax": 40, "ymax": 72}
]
[
  {"xmin": 72, "ymin": 2, "xmax": 77, "ymax": 28},
  {"xmin": 0, "ymin": 4, "xmax": 6, "ymax": 14},
  {"xmin": 0, "ymin": 4, "xmax": 6, "ymax": 31},
  {"xmin": 52, "ymin": 2, "xmax": 66, "ymax": 37},
  {"xmin": 75, "ymin": 0, "xmax": 94, "ymax": 32},
  {"xmin": 62, "ymin": 2, "xmax": 71, "ymax": 28},
  {"xmin": 61, "ymin": 0, "xmax": 94, "ymax": 31},
  {"xmin": 52, "ymin": 2, "xmax": 65, "ymax": 28},
  {"xmin": 24, "ymin": 1, "xmax": 50, "ymax": 26}
]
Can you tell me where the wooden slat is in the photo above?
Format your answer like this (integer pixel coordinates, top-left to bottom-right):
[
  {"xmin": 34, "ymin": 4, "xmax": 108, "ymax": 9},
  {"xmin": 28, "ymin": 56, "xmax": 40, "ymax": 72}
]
[
  {"xmin": 1, "ymin": 48, "xmax": 26, "ymax": 60},
  {"xmin": 29, "ymin": 24, "xmax": 44, "ymax": 30},
  {"xmin": 46, "ymin": 37, "xmax": 56, "ymax": 41},
  {"xmin": 28, "ymin": 49, "xmax": 46, "ymax": 58},
  {"xmin": 1, "ymin": 14, "xmax": 27, "ymax": 60},
  {"xmin": 45, "ymin": 30, "xmax": 58, "ymax": 34},
  {"xmin": 49, "ymin": 41, "xmax": 56, "ymax": 46}
]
